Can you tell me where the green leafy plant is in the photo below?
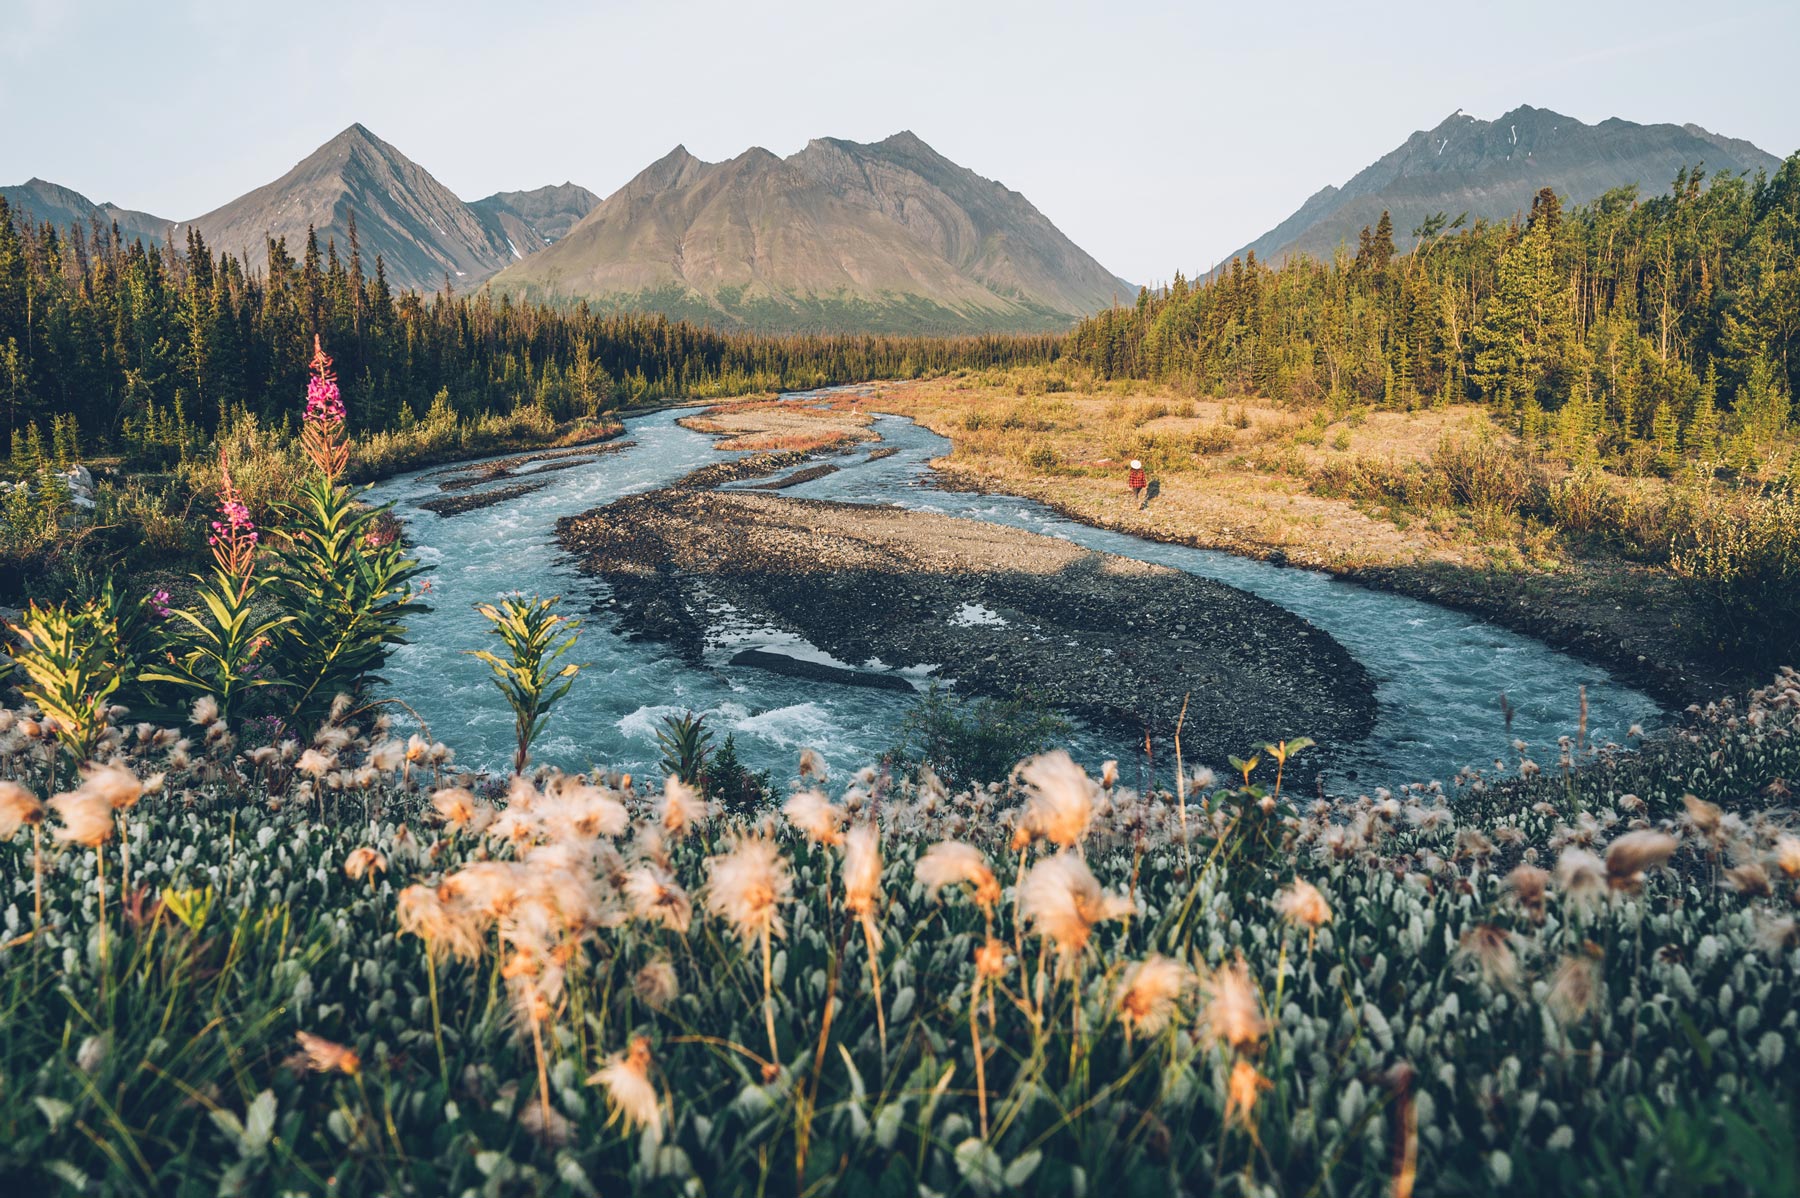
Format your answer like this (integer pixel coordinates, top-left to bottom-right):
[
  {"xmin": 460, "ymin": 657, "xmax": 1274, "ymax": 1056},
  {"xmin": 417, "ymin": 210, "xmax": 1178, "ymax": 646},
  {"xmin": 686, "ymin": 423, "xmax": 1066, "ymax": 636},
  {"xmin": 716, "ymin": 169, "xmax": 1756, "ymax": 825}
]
[
  {"xmin": 892, "ymin": 684, "xmax": 1069, "ymax": 789},
  {"xmin": 268, "ymin": 340, "xmax": 429, "ymax": 729},
  {"xmin": 269, "ymin": 477, "xmax": 429, "ymax": 729},
  {"xmin": 656, "ymin": 710, "xmax": 714, "ymax": 784},
  {"xmin": 9, "ymin": 601, "xmax": 123, "ymax": 767},
  {"xmin": 469, "ymin": 594, "xmax": 582, "ymax": 774},
  {"xmin": 140, "ymin": 457, "xmax": 290, "ymax": 723},
  {"xmin": 6, "ymin": 573, "xmax": 158, "ymax": 769}
]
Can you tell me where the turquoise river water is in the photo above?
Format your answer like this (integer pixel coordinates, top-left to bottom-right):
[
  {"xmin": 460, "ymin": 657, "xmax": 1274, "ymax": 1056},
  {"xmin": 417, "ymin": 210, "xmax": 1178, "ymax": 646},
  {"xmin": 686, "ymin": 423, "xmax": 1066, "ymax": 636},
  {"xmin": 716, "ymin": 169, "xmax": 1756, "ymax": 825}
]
[{"xmin": 367, "ymin": 392, "xmax": 1664, "ymax": 792}]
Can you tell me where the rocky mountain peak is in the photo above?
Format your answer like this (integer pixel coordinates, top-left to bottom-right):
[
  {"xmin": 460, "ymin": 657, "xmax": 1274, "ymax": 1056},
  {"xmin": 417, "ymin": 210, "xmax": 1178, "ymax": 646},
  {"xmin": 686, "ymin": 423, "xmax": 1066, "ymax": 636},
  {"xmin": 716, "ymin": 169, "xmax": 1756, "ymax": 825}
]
[
  {"xmin": 1218, "ymin": 104, "xmax": 1781, "ymax": 270},
  {"xmin": 491, "ymin": 130, "xmax": 1129, "ymax": 333}
]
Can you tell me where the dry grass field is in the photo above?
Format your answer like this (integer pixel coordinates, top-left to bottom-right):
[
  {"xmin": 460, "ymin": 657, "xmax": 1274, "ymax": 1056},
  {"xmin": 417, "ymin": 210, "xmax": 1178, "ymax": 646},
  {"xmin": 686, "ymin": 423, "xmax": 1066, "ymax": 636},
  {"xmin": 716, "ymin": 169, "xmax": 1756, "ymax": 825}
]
[{"xmin": 715, "ymin": 373, "xmax": 1732, "ymax": 703}]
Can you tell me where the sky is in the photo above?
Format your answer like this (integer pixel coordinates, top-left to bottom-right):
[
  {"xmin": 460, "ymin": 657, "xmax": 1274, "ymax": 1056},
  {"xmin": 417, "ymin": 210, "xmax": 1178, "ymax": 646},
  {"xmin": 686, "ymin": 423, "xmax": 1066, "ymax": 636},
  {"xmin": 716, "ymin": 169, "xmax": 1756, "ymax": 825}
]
[{"xmin": 3, "ymin": 0, "xmax": 1798, "ymax": 284}]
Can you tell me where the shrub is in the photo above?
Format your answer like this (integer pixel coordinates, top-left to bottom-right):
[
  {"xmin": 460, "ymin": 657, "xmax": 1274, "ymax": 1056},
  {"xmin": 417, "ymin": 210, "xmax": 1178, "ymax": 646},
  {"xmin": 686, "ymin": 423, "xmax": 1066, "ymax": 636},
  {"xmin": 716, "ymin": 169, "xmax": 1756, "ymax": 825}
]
[
  {"xmin": 1191, "ymin": 425, "xmax": 1236, "ymax": 455},
  {"xmin": 701, "ymin": 732, "xmax": 773, "ymax": 815},
  {"xmin": 1545, "ymin": 470, "xmax": 1622, "ymax": 537},
  {"xmin": 1669, "ymin": 488, "xmax": 1800, "ymax": 663},
  {"xmin": 890, "ymin": 685, "xmax": 1069, "ymax": 789},
  {"xmin": 94, "ymin": 478, "xmax": 193, "ymax": 559},
  {"xmin": 997, "ymin": 402, "xmax": 1056, "ymax": 432},
  {"xmin": 1431, "ymin": 435, "xmax": 1534, "ymax": 510}
]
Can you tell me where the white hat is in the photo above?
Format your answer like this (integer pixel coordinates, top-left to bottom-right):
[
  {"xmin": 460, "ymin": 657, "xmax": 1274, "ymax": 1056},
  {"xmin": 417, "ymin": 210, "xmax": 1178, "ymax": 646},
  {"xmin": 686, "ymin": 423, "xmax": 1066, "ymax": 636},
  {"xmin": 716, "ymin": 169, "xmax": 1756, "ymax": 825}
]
[{"xmin": 1129, "ymin": 460, "xmax": 1142, "ymax": 470}]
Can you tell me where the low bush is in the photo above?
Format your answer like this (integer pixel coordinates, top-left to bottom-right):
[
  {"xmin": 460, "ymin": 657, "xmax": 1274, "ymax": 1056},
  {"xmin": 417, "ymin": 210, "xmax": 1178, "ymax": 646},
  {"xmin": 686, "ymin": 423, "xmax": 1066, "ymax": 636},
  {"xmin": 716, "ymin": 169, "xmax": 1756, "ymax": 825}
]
[
  {"xmin": 1190, "ymin": 424, "xmax": 1237, "ymax": 455},
  {"xmin": 1431, "ymin": 435, "xmax": 1535, "ymax": 511},
  {"xmin": 1669, "ymin": 487, "xmax": 1800, "ymax": 665},
  {"xmin": 1543, "ymin": 470, "xmax": 1622, "ymax": 537},
  {"xmin": 890, "ymin": 685, "xmax": 1070, "ymax": 790}
]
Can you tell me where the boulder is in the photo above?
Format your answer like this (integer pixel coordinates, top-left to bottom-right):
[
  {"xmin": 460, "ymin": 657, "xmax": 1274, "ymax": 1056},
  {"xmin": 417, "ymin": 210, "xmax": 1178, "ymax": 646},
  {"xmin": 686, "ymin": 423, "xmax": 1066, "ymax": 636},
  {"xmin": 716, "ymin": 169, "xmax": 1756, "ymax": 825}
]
[{"xmin": 58, "ymin": 464, "xmax": 95, "ymax": 498}]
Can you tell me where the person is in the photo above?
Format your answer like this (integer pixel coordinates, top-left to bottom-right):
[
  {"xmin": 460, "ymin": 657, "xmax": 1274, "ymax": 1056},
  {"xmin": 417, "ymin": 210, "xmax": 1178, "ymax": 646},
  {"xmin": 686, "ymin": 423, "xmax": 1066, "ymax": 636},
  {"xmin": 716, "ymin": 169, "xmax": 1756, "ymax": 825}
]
[{"xmin": 1126, "ymin": 458, "xmax": 1148, "ymax": 509}]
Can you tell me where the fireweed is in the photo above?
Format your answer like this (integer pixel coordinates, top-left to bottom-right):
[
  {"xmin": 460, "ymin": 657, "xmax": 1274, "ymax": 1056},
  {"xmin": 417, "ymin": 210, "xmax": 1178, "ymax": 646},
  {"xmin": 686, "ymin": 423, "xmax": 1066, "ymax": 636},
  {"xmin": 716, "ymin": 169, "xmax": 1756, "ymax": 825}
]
[
  {"xmin": 270, "ymin": 339, "xmax": 429, "ymax": 727},
  {"xmin": 0, "ymin": 671, "xmax": 1796, "ymax": 1193},
  {"xmin": 82, "ymin": 340, "xmax": 429, "ymax": 738},
  {"xmin": 139, "ymin": 450, "xmax": 288, "ymax": 724}
]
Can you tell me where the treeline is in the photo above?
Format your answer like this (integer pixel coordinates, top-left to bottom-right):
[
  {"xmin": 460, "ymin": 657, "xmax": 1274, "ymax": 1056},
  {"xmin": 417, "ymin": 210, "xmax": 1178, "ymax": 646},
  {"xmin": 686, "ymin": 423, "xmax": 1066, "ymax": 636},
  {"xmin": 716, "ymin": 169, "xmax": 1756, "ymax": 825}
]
[
  {"xmin": 1068, "ymin": 156, "xmax": 1800, "ymax": 475},
  {"xmin": 0, "ymin": 202, "xmax": 1056, "ymax": 466}
]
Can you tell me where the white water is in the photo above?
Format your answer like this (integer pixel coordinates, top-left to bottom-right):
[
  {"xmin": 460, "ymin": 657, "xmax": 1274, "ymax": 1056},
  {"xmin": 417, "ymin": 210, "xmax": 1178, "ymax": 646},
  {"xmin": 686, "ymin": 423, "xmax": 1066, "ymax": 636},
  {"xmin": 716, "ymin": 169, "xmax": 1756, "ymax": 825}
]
[{"xmin": 368, "ymin": 395, "xmax": 1663, "ymax": 791}]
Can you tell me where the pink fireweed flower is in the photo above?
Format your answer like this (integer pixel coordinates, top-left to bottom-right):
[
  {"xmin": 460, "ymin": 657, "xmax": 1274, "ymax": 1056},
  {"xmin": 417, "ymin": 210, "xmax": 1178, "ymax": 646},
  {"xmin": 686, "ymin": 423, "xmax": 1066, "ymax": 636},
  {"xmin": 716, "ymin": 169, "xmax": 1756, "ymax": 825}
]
[
  {"xmin": 210, "ymin": 502, "xmax": 254, "ymax": 541},
  {"xmin": 304, "ymin": 373, "xmax": 345, "ymax": 425},
  {"xmin": 301, "ymin": 336, "xmax": 350, "ymax": 478},
  {"xmin": 209, "ymin": 455, "xmax": 260, "ymax": 580}
]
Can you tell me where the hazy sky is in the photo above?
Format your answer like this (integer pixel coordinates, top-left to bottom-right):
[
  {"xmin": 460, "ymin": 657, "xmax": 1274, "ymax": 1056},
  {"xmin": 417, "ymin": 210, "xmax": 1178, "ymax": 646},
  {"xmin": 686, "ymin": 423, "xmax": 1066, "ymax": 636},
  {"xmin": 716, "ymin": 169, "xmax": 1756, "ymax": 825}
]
[{"xmin": 4, "ymin": 0, "xmax": 1797, "ymax": 282}]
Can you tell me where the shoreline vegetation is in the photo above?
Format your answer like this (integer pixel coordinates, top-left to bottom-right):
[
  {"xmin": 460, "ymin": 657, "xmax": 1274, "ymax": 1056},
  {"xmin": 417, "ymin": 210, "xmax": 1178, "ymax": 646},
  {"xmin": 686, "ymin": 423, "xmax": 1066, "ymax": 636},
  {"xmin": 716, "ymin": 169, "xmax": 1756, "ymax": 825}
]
[
  {"xmin": 3, "ymin": 407, "xmax": 1798, "ymax": 1189},
  {"xmin": 2, "ymin": 157, "xmax": 1798, "ymax": 1195},
  {"xmin": 855, "ymin": 373, "xmax": 1791, "ymax": 709}
]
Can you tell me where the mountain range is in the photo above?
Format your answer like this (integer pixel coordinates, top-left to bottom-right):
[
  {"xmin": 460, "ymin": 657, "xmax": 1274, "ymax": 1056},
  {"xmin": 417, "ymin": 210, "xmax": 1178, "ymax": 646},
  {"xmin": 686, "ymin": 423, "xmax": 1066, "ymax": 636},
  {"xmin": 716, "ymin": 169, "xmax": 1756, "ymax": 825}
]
[
  {"xmin": 1222, "ymin": 105, "xmax": 1783, "ymax": 268},
  {"xmin": 182, "ymin": 125, "xmax": 601, "ymax": 291},
  {"xmin": 488, "ymin": 132, "xmax": 1132, "ymax": 333},
  {"xmin": 0, "ymin": 177, "xmax": 174, "ymax": 252},
  {"xmin": 2, "ymin": 125, "xmax": 1120, "ymax": 330},
  {"xmin": 5, "ymin": 106, "xmax": 1787, "ymax": 331},
  {"xmin": 1, "ymin": 125, "xmax": 600, "ymax": 294}
]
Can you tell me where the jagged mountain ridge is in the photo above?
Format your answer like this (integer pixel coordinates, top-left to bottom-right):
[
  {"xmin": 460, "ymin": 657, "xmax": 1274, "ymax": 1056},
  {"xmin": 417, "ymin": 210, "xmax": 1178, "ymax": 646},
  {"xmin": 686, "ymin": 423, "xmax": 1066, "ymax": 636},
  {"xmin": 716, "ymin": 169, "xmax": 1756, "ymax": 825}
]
[
  {"xmin": 0, "ymin": 177, "xmax": 174, "ymax": 249},
  {"xmin": 490, "ymin": 132, "xmax": 1132, "ymax": 334},
  {"xmin": 787, "ymin": 132, "xmax": 1129, "ymax": 317},
  {"xmin": 470, "ymin": 182, "xmax": 601, "ymax": 259},
  {"xmin": 1222, "ymin": 105, "xmax": 1783, "ymax": 268}
]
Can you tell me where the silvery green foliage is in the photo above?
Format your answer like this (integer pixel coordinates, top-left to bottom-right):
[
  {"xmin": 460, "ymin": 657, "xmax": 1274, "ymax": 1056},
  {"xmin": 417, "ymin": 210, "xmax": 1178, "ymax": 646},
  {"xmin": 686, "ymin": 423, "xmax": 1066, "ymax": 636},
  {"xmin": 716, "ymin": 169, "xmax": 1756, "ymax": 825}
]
[{"xmin": 0, "ymin": 670, "xmax": 1796, "ymax": 1193}]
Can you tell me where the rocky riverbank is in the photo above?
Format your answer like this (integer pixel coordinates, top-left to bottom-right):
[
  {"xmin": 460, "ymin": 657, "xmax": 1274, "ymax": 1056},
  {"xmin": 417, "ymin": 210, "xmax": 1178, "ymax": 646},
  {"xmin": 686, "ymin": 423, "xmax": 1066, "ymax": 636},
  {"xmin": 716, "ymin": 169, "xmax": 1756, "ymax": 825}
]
[
  {"xmin": 430, "ymin": 441, "xmax": 635, "ymax": 492},
  {"xmin": 928, "ymin": 462, "xmax": 1720, "ymax": 707},
  {"xmin": 557, "ymin": 488, "xmax": 1377, "ymax": 766}
]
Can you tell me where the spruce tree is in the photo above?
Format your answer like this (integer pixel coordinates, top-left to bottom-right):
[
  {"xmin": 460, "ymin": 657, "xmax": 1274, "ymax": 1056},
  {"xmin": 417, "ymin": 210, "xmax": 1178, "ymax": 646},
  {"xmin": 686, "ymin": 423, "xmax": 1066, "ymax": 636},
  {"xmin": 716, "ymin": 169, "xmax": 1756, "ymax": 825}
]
[
  {"xmin": 1521, "ymin": 394, "xmax": 1547, "ymax": 453},
  {"xmin": 1686, "ymin": 367, "xmax": 1722, "ymax": 457},
  {"xmin": 1651, "ymin": 399, "xmax": 1682, "ymax": 472},
  {"xmin": 51, "ymin": 413, "xmax": 78, "ymax": 466},
  {"xmin": 1371, "ymin": 211, "xmax": 1396, "ymax": 271},
  {"xmin": 18, "ymin": 421, "xmax": 45, "ymax": 474}
]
